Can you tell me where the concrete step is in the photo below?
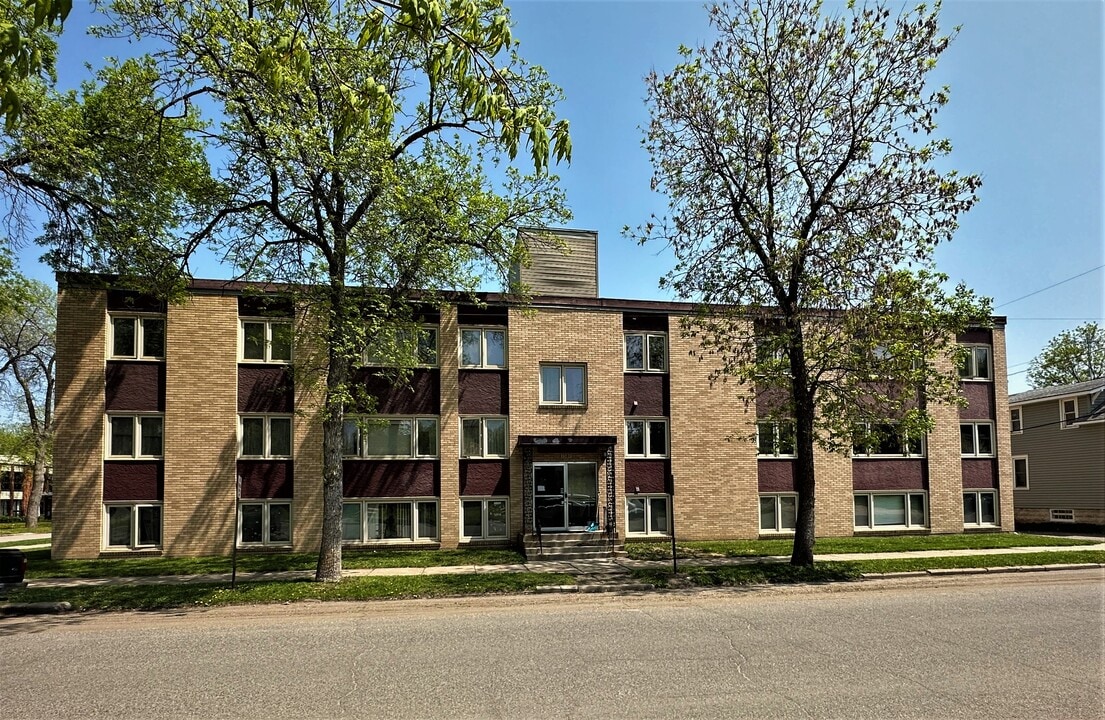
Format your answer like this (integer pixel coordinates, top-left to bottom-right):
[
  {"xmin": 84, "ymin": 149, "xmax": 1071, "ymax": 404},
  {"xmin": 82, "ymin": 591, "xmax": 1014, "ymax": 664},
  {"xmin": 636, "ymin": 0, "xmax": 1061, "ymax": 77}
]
[{"xmin": 524, "ymin": 548, "xmax": 623, "ymax": 561}]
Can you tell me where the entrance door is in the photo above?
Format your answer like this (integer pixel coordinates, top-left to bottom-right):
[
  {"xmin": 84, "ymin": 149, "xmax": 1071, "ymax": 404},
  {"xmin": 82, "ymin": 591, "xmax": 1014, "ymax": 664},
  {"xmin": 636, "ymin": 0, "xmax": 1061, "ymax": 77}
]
[{"xmin": 533, "ymin": 463, "xmax": 597, "ymax": 532}]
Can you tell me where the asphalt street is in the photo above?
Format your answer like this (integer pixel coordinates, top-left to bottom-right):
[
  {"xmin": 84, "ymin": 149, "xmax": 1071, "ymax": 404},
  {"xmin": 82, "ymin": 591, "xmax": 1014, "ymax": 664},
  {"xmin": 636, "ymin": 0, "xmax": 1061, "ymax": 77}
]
[{"xmin": 1, "ymin": 570, "xmax": 1102, "ymax": 719}]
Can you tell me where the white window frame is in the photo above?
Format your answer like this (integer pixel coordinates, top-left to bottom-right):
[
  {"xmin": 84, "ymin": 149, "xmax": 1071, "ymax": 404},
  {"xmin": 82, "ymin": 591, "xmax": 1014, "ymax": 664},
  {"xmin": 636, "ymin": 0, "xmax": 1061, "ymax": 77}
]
[
  {"xmin": 1060, "ymin": 398, "xmax": 1079, "ymax": 428},
  {"xmin": 963, "ymin": 490, "xmax": 998, "ymax": 528},
  {"xmin": 237, "ymin": 500, "xmax": 293, "ymax": 546},
  {"xmin": 1013, "ymin": 455, "xmax": 1030, "ymax": 490},
  {"xmin": 625, "ymin": 418, "xmax": 669, "ymax": 458},
  {"xmin": 1050, "ymin": 508, "xmax": 1075, "ymax": 523},
  {"xmin": 625, "ymin": 494, "xmax": 670, "ymax": 536},
  {"xmin": 960, "ymin": 422, "xmax": 995, "ymax": 457},
  {"xmin": 757, "ymin": 420, "xmax": 796, "ymax": 458},
  {"xmin": 103, "ymin": 503, "xmax": 163, "ymax": 550},
  {"xmin": 341, "ymin": 498, "xmax": 439, "ymax": 544},
  {"xmin": 460, "ymin": 497, "xmax": 510, "ymax": 540},
  {"xmin": 624, "ymin": 332, "xmax": 667, "ymax": 372},
  {"xmin": 364, "ymin": 325, "xmax": 439, "ymax": 368},
  {"xmin": 539, "ymin": 363, "xmax": 587, "ymax": 406},
  {"xmin": 460, "ymin": 416, "xmax": 509, "ymax": 458},
  {"xmin": 852, "ymin": 422, "xmax": 926, "ymax": 458},
  {"xmin": 105, "ymin": 414, "xmax": 165, "ymax": 459},
  {"xmin": 238, "ymin": 415, "xmax": 293, "ymax": 459},
  {"xmin": 1010, "ymin": 407, "xmax": 1023, "ymax": 434},
  {"xmin": 853, "ymin": 492, "xmax": 928, "ymax": 530},
  {"xmin": 343, "ymin": 416, "xmax": 439, "ymax": 459},
  {"xmin": 459, "ymin": 327, "xmax": 508, "ymax": 369},
  {"xmin": 958, "ymin": 345, "xmax": 992, "ymax": 381},
  {"xmin": 759, "ymin": 493, "xmax": 798, "ymax": 533},
  {"xmin": 239, "ymin": 318, "xmax": 293, "ymax": 364},
  {"xmin": 108, "ymin": 313, "xmax": 166, "ymax": 360}
]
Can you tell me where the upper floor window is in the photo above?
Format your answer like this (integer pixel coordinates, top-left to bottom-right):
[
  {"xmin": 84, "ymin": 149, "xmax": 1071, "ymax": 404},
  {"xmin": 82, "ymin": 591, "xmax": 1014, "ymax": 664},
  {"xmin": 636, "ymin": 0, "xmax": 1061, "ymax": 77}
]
[
  {"xmin": 958, "ymin": 345, "xmax": 992, "ymax": 381},
  {"xmin": 241, "ymin": 319, "xmax": 292, "ymax": 363},
  {"xmin": 343, "ymin": 416, "xmax": 438, "ymax": 458},
  {"xmin": 540, "ymin": 363, "xmax": 586, "ymax": 405},
  {"xmin": 110, "ymin": 315, "xmax": 165, "ymax": 360},
  {"xmin": 757, "ymin": 420, "xmax": 796, "ymax": 457},
  {"xmin": 1060, "ymin": 399, "xmax": 1079, "ymax": 428},
  {"xmin": 107, "ymin": 414, "xmax": 164, "ymax": 458},
  {"xmin": 239, "ymin": 415, "xmax": 292, "ymax": 458},
  {"xmin": 460, "ymin": 328, "xmax": 506, "ymax": 369},
  {"xmin": 626, "ymin": 418, "xmax": 668, "ymax": 458},
  {"xmin": 1013, "ymin": 456, "xmax": 1029, "ymax": 489},
  {"xmin": 1010, "ymin": 407, "xmax": 1022, "ymax": 434},
  {"xmin": 625, "ymin": 333, "xmax": 666, "ymax": 372},
  {"xmin": 853, "ymin": 422, "xmax": 925, "ymax": 458},
  {"xmin": 960, "ymin": 422, "xmax": 994, "ymax": 457},
  {"xmin": 364, "ymin": 326, "xmax": 438, "ymax": 367},
  {"xmin": 461, "ymin": 417, "xmax": 508, "ymax": 458}
]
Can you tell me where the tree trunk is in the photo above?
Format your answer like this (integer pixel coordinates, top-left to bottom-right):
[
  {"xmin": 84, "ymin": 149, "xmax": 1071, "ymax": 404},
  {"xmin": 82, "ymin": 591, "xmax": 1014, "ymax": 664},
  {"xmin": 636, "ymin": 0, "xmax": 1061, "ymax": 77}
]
[
  {"xmin": 24, "ymin": 447, "xmax": 47, "ymax": 530},
  {"xmin": 316, "ymin": 275, "xmax": 350, "ymax": 582},
  {"xmin": 788, "ymin": 319, "xmax": 816, "ymax": 566}
]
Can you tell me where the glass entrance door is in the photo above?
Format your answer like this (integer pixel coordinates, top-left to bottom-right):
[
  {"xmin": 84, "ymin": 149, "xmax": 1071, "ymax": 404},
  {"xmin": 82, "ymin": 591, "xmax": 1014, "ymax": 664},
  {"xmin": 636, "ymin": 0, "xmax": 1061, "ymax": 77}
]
[{"xmin": 534, "ymin": 463, "xmax": 597, "ymax": 532}]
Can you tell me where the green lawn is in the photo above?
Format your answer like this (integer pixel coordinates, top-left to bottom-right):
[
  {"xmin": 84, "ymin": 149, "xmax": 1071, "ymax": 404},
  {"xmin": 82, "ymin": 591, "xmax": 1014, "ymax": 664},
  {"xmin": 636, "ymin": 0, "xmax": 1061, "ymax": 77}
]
[{"xmin": 0, "ymin": 519, "xmax": 50, "ymax": 536}]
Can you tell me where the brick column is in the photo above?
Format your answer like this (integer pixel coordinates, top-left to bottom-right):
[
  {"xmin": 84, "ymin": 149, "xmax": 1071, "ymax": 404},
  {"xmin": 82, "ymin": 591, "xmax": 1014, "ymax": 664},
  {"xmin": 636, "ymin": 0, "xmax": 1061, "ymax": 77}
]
[
  {"xmin": 928, "ymin": 350, "xmax": 964, "ymax": 533},
  {"xmin": 438, "ymin": 305, "xmax": 461, "ymax": 549},
  {"xmin": 292, "ymin": 303, "xmax": 325, "ymax": 553},
  {"xmin": 991, "ymin": 325, "xmax": 1015, "ymax": 531},
  {"xmin": 813, "ymin": 443, "xmax": 854, "ymax": 537}
]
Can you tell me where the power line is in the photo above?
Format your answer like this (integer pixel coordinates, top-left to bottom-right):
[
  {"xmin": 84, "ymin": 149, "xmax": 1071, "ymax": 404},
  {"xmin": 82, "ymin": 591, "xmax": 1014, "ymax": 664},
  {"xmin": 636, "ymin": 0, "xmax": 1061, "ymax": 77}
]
[{"xmin": 995, "ymin": 264, "xmax": 1105, "ymax": 309}]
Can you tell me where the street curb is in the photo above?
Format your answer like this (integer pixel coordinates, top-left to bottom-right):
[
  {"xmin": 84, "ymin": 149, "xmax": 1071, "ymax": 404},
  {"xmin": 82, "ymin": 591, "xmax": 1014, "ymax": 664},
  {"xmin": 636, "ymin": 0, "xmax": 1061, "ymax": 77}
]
[
  {"xmin": 861, "ymin": 563, "xmax": 1105, "ymax": 580},
  {"xmin": 536, "ymin": 583, "xmax": 655, "ymax": 594},
  {"xmin": 0, "ymin": 601, "xmax": 72, "ymax": 616}
]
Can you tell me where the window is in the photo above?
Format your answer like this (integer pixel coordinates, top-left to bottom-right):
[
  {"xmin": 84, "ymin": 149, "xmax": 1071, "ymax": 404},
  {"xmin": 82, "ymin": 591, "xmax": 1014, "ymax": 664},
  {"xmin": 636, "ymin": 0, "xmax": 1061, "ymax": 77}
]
[
  {"xmin": 1010, "ymin": 408, "xmax": 1022, "ymax": 434},
  {"xmin": 109, "ymin": 315, "xmax": 165, "ymax": 359},
  {"xmin": 107, "ymin": 415, "xmax": 164, "ymax": 458},
  {"xmin": 364, "ymin": 326, "xmax": 438, "ymax": 367},
  {"xmin": 1050, "ymin": 509, "xmax": 1075, "ymax": 523},
  {"xmin": 624, "ymin": 333, "xmax": 667, "ymax": 372},
  {"xmin": 240, "ymin": 319, "xmax": 292, "ymax": 363},
  {"xmin": 854, "ymin": 492, "xmax": 927, "ymax": 530},
  {"xmin": 461, "ymin": 417, "xmax": 508, "ymax": 458},
  {"xmin": 460, "ymin": 328, "xmax": 507, "ymax": 369},
  {"xmin": 757, "ymin": 420, "xmax": 796, "ymax": 457},
  {"xmin": 853, "ymin": 422, "xmax": 925, "ymax": 457},
  {"xmin": 238, "ymin": 501, "xmax": 292, "ymax": 545},
  {"xmin": 239, "ymin": 415, "xmax": 292, "ymax": 458},
  {"xmin": 626, "ymin": 495, "xmax": 669, "ymax": 535},
  {"xmin": 625, "ymin": 419, "xmax": 668, "ymax": 458},
  {"xmin": 1061, "ymin": 399, "xmax": 1079, "ymax": 428},
  {"xmin": 963, "ymin": 491, "xmax": 997, "ymax": 527},
  {"xmin": 960, "ymin": 422, "xmax": 995, "ymax": 457},
  {"xmin": 104, "ymin": 504, "xmax": 162, "ymax": 549},
  {"xmin": 539, "ymin": 364, "xmax": 586, "ymax": 405},
  {"xmin": 1013, "ymin": 456, "xmax": 1029, "ymax": 489},
  {"xmin": 341, "ymin": 499, "xmax": 438, "ymax": 543},
  {"xmin": 958, "ymin": 345, "xmax": 992, "ymax": 380},
  {"xmin": 759, "ymin": 494, "xmax": 797, "ymax": 533},
  {"xmin": 461, "ymin": 498, "xmax": 509, "ymax": 540},
  {"xmin": 343, "ymin": 417, "xmax": 438, "ymax": 458}
]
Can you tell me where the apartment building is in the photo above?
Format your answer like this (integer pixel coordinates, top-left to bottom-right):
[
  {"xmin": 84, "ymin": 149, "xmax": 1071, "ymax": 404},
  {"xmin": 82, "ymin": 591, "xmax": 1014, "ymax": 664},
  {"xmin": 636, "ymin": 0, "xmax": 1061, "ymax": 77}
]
[{"xmin": 51, "ymin": 230, "xmax": 1015, "ymax": 559}]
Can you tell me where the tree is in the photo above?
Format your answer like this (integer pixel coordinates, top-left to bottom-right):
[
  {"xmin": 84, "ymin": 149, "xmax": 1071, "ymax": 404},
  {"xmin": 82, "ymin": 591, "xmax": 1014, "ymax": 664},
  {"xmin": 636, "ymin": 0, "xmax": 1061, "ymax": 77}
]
[
  {"xmin": 39, "ymin": 0, "xmax": 571, "ymax": 580},
  {"xmin": 1027, "ymin": 322, "xmax": 1104, "ymax": 388},
  {"xmin": 633, "ymin": 0, "xmax": 988, "ymax": 565},
  {"xmin": 1, "ymin": 0, "xmax": 72, "ymax": 128}
]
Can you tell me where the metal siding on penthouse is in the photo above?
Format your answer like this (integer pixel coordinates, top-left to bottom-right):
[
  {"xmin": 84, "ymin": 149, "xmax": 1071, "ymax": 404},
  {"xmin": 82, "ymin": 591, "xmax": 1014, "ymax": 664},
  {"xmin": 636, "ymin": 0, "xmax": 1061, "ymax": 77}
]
[{"xmin": 517, "ymin": 228, "xmax": 599, "ymax": 298}]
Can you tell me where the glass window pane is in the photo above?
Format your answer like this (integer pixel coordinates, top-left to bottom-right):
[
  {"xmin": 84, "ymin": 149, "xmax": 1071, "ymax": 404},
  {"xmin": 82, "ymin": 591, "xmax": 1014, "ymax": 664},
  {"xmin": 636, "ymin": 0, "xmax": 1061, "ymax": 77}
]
[
  {"xmin": 365, "ymin": 504, "xmax": 381, "ymax": 540},
  {"xmin": 625, "ymin": 334, "xmax": 643, "ymax": 369},
  {"xmin": 108, "ymin": 506, "xmax": 132, "ymax": 546},
  {"xmin": 241, "ymin": 504, "xmax": 264, "ymax": 543},
  {"xmin": 540, "ymin": 366, "xmax": 562, "ymax": 403},
  {"xmin": 461, "ymin": 330, "xmax": 482, "ymax": 366},
  {"xmin": 418, "ymin": 328, "xmax": 438, "ymax": 365},
  {"xmin": 463, "ymin": 501, "xmax": 484, "ymax": 537},
  {"xmin": 626, "ymin": 421, "xmax": 645, "ymax": 455},
  {"xmin": 270, "ymin": 323, "xmax": 292, "ymax": 362},
  {"xmin": 342, "ymin": 420, "xmax": 360, "ymax": 456},
  {"xmin": 564, "ymin": 366, "xmax": 585, "ymax": 403},
  {"xmin": 417, "ymin": 502, "xmax": 438, "ymax": 539},
  {"xmin": 268, "ymin": 504, "xmax": 291, "ymax": 543},
  {"xmin": 963, "ymin": 493, "xmax": 978, "ymax": 524},
  {"xmin": 649, "ymin": 497, "xmax": 669, "ymax": 533},
  {"xmin": 140, "ymin": 417, "xmax": 163, "ymax": 456},
  {"xmin": 142, "ymin": 318, "xmax": 165, "ymax": 358},
  {"xmin": 366, "ymin": 420, "xmax": 412, "ymax": 456},
  {"xmin": 759, "ymin": 496, "xmax": 777, "ymax": 530},
  {"xmin": 137, "ymin": 506, "xmax": 161, "ymax": 546},
  {"xmin": 875, "ymin": 424, "xmax": 900, "ymax": 455},
  {"xmin": 980, "ymin": 493, "xmax": 996, "ymax": 524},
  {"xmin": 648, "ymin": 421, "xmax": 667, "ymax": 456},
  {"xmin": 780, "ymin": 496, "xmax": 797, "ymax": 530},
  {"xmin": 778, "ymin": 423, "xmax": 795, "ymax": 456},
  {"xmin": 1010, "ymin": 409, "xmax": 1021, "ymax": 432},
  {"xmin": 112, "ymin": 317, "xmax": 136, "ymax": 357},
  {"xmin": 960, "ymin": 424, "xmax": 975, "ymax": 454},
  {"xmin": 379, "ymin": 503, "xmax": 412, "ymax": 539},
  {"xmin": 647, "ymin": 335, "xmax": 666, "ymax": 371},
  {"xmin": 974, "ymin": 348, "xmax": 990, "ymax": 379},
  {"xmin": 110, "ymin": 416, "xmax": 134, "ymax": 457},
  {"xmin": 487, "ymin": 500, "xmax": 508, "ymax": 538},
  {"xmin": 854, "ymin": 495, "xmax": 870, "ymax": 528},
  {"xmin": 873, "ymin": 495, "xmax": 906, "ymax": 526},
  {"xmin": 342, "ymin": 503, "xmax": 362, "ymax": 541},
  {"xmin": 269, "ymin": 418, "xmax": 292, "ymax": 456},
  {"xmin": 484, "ymin": 419, "xmax": 506, "ymax": 456},
  {"xmin": 243, "ymin": 322, "xmax": 266, "ymax": 360},
  {"xmin": 909, "ymin": 495, "xmax": 926, "ymax": 527},
  {"xmin": 485, "ymin": 330, "xmax": 506, "ymax": 367},
  {"xmin": 462, "ymin": 418, "xmax": 482, "ymax": 457},
  {"xmin": 416, "ymin": 419, "xmax": 438, "ymax": 457},
  {"xmin": 757, "ymin": 422, "xmax": 774, "ymax": 456},
  {"xmin": 976, "ymin": 424, "xmax": 993, "ymax": 455},
  {"xmin": 627, "ymin": 498, "xmax": 645, "ymax": 533},
  {"xmin": 241, "ymin": 417, "xmax": 265, "ymax": 456},
  {"xmin": 1014, "ymin": 459, "xmax": 1028, "ymax": 488}
]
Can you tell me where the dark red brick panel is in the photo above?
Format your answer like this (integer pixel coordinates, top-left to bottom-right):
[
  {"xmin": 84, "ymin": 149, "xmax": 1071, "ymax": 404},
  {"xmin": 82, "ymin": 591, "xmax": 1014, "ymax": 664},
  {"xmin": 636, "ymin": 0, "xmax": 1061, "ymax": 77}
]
[
  {"xmin": 105, "ymin": 361, "xmax": 166, "ymax": 412},
  {"xmin": 238, "ymin": 366, "xmax": 294, "ymax": 413},
  {"xmin": 103, "ymin": 462, "xmax": 163, "ymax": 501},
  {"xmin": 957, "ymin": 329, "xmax": 992, "ymax": 345},
  {"xmin": 459, "ymin": 460, "xmax": 510, "ymax": 496},
  {"xmin": 237, "ymin": 460, "xmax": 293, "ymax": 499},
  {"xmin": 758, "ymin": 460, "xmax": 796, "ymax": 492},
  {"xmin": 622, "ymin": 313, "xmax": 668, "ymax": 331},
  {"xmin": 962, "ymin": 458, "xmax": 998, "ymax": 488},
  {"xmin": 624, "ymin": 460, "xmax": 668, "ymax": 494},
  {"xmin": 852, "ymin": 459, "xmax": 926, "ymax": 490},
  {"xmin": 458, "ymin": 370, "xmax": 509, "ymax": 415},
  {"xmin": 959, "ymin": 382, "xmax": 995, "ymax": 420},
  {"xmin": 350, "ymin": 369, "xmax": 440, "ymax": 415},
  {"xmin": 624, "ymin": 373, "xmax": 669, "ymax": 417},
  {"xmin": 343, "ymin": 461, "xmax": 439, "ymax": 497}
]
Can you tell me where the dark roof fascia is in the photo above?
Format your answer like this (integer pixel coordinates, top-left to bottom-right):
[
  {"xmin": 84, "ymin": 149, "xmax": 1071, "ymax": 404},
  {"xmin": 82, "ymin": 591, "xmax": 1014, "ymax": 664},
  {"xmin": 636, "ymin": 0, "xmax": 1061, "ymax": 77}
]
[{"xmin": 517, "ymin": 435, "xmax": 618, "ymax": 449}]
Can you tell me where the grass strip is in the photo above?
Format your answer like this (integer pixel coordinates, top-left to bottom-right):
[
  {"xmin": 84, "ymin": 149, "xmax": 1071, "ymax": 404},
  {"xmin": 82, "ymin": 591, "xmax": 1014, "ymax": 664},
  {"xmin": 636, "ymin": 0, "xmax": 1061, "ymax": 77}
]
[
  {"xmin": 5, "ymin": 572, "xmax": 574, "ymax": 611},
  {"xmin": 0, "ymin": 520, "xmax": 50, "ymax": 536}
]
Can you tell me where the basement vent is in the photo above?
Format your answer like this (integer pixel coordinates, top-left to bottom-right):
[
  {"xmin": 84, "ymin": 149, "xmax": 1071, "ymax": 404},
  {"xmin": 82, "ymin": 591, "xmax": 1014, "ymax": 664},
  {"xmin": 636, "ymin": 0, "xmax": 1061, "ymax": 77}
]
[{"xmin": 1050, "ymin": 509, "xmax": 1075, "ymax": 523}]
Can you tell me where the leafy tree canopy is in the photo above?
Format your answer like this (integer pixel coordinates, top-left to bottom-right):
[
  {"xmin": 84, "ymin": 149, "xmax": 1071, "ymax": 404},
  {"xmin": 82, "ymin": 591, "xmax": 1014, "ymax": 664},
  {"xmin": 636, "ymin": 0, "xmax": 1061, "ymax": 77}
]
[
  {"xmin": 0, "ymin": 0, "xmax": 71, "ymax": 128},
  {"xmin": 1027, "ymin": 322, "xmax": 1104, "ymax": 388}
]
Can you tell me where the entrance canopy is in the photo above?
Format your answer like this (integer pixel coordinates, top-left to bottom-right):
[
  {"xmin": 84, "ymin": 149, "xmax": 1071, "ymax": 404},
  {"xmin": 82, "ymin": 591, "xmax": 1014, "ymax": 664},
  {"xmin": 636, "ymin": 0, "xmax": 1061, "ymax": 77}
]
[{"xmin": 517, "ymin": 435, "xmax": 617, "ymax": 450}]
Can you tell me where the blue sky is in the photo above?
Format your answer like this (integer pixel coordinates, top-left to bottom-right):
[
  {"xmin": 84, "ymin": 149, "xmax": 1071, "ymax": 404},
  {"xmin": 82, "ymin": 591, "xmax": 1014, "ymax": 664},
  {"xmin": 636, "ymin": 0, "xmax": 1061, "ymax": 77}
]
[{"xmin": 21, "ymin": 0, "xmax": 1105, "ymax": 393}]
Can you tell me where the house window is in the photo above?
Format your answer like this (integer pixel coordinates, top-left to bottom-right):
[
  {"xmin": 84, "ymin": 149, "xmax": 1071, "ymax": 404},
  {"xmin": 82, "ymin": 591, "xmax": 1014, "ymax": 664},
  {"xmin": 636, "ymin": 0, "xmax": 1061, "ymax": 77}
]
[
  {"xmin": 960, "ymin": 422, "xmax": 995, "ymax": 457},
  {"xmin": 461, "ymin": 498, "xmax": 509, "ymax": 540},
  {"xmin": 539, "ymin": 364, "xmax": 586, "ymax": 405},
  {"xmin": 626, "ymin": 495, "xmax": 669, "ymax": 536},
  {"xmin": 239, "ymin": 415, "xmax": 292, "ymax": 458},
  {"xmin": 759, "ymin": 494, "xmax": 797, "ymax": 533},
  {"xmin": 109, "ymin": 315, "xmax": 165, "ymax": 359},
  {"xmin": 461, "ymin": 417, "xmax": 508, "ymax": 458},
  {"xmin": 1010, "ymin": 408, "xmax": 1022, "ymax": 434},
  {"xmin": 342, "ymin": 417, "xmax": 438, "ymax": 458},
  {"xmin": 104, "ymin": 504, "xmax": 162, "ymax": 549},
  {"xmin": 460, "ymin": 328, "xmax": 507, "ymax": 369},
  {"xmin": 757, "ymin": 420, "xmax": 796, "ymax": 457},
  {"xmin": 625, "ymin": 418, "xmax": 668, "ymax": 458},
  {"xmin": 107, "ymin": 415, "xmax": 164, "ymax": 458},
  {"xmin": 853, "ymin": 422, "xmax": 925, "ymax": 457},
  {"xmin": 240, "ymin": 319, "xmax": 292, "ymax": 363},
  {"xmin": 238, "ymin": 501, "xmax": 292, "ymax": 545},
  {"xmin": 1013, "ymin": 456, "xmax": 1029, "ymax": 489},
  {"xmin": 958, "ymin": 345, "xmax": 992, "ymax": 380},
  {"xmin": 624, "ymin": 333, "xmax": 667, "ymax": 372},
  {"xmin": 1061, "ymin": 399, "xmax": 1079, "ymax": 428},
  {"xmin": 364, "ymin": 326, "xmax": 438, "ymax": 367},
  {"xmin": 1050, "ymin": 509, "xmax": 1075, "ymax": 523},
  {"xmin": 963, "ymin": 491, "xmax": 997, "ymax": 527},
  {"xmin": 854, "ymin": 492, "xmax": 927, "ymax": 530},
  {"xmin": 341, "ymin": 499, "xmax": 438, "ymax": 543}
]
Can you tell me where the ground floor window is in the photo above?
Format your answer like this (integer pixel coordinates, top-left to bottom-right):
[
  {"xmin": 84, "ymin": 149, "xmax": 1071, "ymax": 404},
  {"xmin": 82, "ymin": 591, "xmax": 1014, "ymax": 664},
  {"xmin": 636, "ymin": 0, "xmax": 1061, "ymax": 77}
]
[
  {"xmin": 239, "ymin": 501, "xmax": 292, "ymax": 546},
  {"xmin": 1050, "ymin": 509, "xmax": 1075, "ymax": 522},
  {"xmin": 626, "ymin": 495, "xmax": 669, "ymax": 536},
  {"xmin": 104, "ymin": 503, "xmax": 162, "ymax": 549},
  {"xmin": 342, "ymin": 499, "xmax": 438, "ymax": 543},
  {"xmin": 461, "ymin": 498, "xmax": 509, "ymax": 540},
  {"xmin": 854, "ymin": 492, "xmax": 927, "ymax": 530},
  {"xmin": 759, "ymin": 494, "xmax": 797, "ymax": 533},
  {"xmin": 963, "ymin": 491, "xmax": 997, "ymax": 527}
]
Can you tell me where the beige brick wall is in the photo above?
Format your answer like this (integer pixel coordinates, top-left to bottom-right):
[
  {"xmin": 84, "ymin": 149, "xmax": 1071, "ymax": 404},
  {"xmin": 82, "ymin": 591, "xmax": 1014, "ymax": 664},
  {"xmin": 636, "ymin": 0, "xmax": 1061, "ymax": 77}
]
[
  {"xmin": 163, "ymin": 294, "xmax": 238, "ymax": 556},
  {"xmin": 669, "ymin": 315, "xmax": 759, "ymax": 540},
  {"xmin": 991, "ymin": 326, "xmax": 1015, "ymax": 531},
  {"xmin": 928, "ymin": 349, "xmax": 966, "ymax": 533},
  {"xmin": 438, "ymin": 306, "xmax": 461, "ymax": 548},
  {"xmin": 813, "ymin": 440, "xmax": 854, "ymax": 537},
  {"xmin": 52, "ymin": 289, "xmax": 107, "ymax": 559},
  {"xmin": 291, "ymin": 303, "xmax": 326, "ymax": 553}
]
